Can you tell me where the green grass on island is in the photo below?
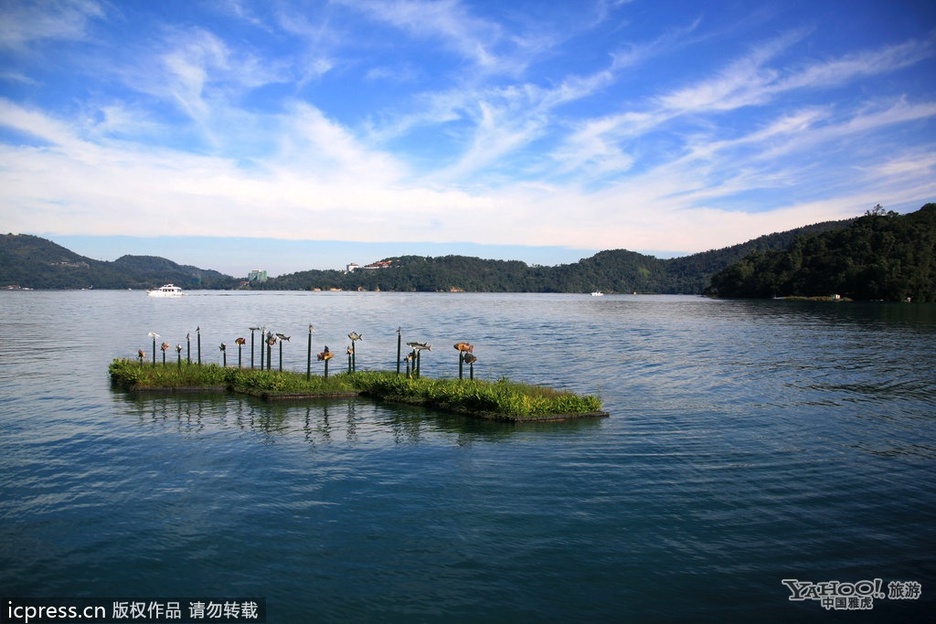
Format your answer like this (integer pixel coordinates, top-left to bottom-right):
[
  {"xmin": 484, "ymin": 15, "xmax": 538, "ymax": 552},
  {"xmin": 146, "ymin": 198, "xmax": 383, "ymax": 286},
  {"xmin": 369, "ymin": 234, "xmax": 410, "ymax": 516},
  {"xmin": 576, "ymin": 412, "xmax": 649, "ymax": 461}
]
[{"xmin": 108, "ymin": 359, "xmax": 607, "ymax": 422}]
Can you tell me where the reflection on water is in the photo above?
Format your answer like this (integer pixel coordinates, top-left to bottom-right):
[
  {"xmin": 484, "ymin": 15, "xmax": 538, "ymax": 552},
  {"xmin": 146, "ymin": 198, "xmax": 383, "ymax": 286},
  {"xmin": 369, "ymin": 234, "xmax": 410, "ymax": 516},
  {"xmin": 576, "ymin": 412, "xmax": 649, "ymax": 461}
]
[{"xmin": 113, "ymin": 391, "xmax": 603, "ymax": 448}]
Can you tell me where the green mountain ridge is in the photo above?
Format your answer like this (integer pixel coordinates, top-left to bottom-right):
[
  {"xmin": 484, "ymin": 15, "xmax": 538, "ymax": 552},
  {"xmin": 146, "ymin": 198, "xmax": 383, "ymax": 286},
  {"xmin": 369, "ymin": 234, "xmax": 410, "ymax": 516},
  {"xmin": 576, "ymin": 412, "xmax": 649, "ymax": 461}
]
[
  {"xmin": 0, "ymin": 234, "xmax": 237, "ymax": 290},
  {"xmin": 250, "ymin": 218, "xmax": 856, "ymax": 293},
  {"xmin": 7, "ymin": 208, "xmax": 926, "ymax": 297},
  {"xmin": 261, "ymin": 219, "xmax": 853, "ymax": 294},
  {"xmin": 707, "ymin": 203, "xmax": 936, "ymax": 302}
]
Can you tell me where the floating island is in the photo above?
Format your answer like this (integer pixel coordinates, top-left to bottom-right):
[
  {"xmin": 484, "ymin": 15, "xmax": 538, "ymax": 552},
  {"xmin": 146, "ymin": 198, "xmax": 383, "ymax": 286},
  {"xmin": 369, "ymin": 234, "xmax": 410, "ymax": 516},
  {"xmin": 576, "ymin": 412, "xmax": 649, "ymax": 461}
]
[{"xmin": 108, "ymin": 359, "xmax": 608, "ymax": 423}]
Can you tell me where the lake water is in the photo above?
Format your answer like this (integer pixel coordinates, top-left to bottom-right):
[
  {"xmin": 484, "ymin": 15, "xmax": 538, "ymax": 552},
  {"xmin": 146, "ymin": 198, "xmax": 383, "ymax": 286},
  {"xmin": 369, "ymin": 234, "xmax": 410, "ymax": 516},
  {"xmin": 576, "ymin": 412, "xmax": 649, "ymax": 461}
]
[{"xmin": 1, "ymin": 291, "xmax": 934, "ymax": 622}]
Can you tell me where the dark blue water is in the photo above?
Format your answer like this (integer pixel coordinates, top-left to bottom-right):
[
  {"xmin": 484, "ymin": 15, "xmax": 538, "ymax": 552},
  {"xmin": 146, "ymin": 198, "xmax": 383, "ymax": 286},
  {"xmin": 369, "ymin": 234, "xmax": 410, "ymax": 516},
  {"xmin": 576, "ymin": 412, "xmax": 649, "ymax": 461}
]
[{"xmin": 1, "ymin": 292, "xmax": 934, "ymax": 622}]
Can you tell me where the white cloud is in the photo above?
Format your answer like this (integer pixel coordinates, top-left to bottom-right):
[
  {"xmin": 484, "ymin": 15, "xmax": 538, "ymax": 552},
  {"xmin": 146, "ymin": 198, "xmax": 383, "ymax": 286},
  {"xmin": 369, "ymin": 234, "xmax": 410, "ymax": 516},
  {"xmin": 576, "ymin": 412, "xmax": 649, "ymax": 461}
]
[
  {"xmin": 341, "ymin": 0, "xmax": 510, "ymax": 71},
  {"xmin": 0, "ymin": 0, "xmax": 104, "ymax": 51},
  {"xmin": 155, "ymin": 28, "xmax": 289, "ymax": 121},
  {"xmin": 657, "ymin": 31, "xmax": 935, "ymax": 115}
]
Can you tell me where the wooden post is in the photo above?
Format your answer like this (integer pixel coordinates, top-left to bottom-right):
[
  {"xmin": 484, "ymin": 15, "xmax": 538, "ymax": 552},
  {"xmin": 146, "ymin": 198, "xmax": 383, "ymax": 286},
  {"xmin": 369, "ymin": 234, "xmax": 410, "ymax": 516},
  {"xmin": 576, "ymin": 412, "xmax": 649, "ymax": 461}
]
[
  {"xmin": 463, "ymin": 353, "xmax": 477, "ymax": 380},
  {"xmin": 347, "ymin": 332, "xmax": 361, "ymax": 372},
  {"xmin": 266, "ymin": 332, "xmax": 273, "ymax": 371},
  {"xmin": 306, "ymin": 325, "xmax": 313, "ymax": 381},
  {"xmin": 396, "ymin": 327, "xmax": 402, "ymax": 375},
  {"xmin": 250, "ymin": 327, "xmax": 259, "ymax": 369}
]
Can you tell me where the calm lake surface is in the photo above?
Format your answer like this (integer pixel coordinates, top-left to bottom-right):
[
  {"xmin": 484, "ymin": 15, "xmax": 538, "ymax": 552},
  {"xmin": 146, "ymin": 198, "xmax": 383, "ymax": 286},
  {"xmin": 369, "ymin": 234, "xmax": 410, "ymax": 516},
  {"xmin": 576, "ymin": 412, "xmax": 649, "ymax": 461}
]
[{"xmin": 1, "ymin": 291, "xmax": 934, "ymax": 622}]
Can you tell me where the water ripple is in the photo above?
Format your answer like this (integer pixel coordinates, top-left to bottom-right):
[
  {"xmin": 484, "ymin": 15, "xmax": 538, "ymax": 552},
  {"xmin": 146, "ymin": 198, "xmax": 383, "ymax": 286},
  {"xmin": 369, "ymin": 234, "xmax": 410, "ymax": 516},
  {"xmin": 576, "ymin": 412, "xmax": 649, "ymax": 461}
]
[{"xmin": 2, "ymin": 292, "xmax": 935, "ymax": 621}]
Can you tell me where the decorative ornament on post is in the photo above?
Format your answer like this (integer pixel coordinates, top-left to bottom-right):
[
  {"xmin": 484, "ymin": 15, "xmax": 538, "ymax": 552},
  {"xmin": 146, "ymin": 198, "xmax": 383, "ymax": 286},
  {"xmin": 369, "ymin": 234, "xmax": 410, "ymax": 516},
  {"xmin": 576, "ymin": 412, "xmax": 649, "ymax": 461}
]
[
  {"xmin": 463, "ymin": 353, "xmax": 477, "ymax": 380},
  {"xmin": 160, "ymin": 341, "xmax": 170, "ymax": 366},
  {"xmin": 235, "ymin": 337, "xmax": 246, "ymax": 368},
  {"xmin": 317, "ymin": 346, "xmax": 334, "ymax": 378},
  {"xmin": 148, "ymin": 332, "xmax": 159, "ymax": 367},
  {"xmin": 454, "ymin": 342, "xmax": 474, "ymax": 379},
  {"xmin": 348, "ymin": 332, "xmax": 362, "ymax": 372},
  {"xmin": 265, "ymin": 332, "xmax": 276, "ymax": 371},
  {"xmin": 176, "ymin": 344, "xmax": 182, "ymax": 369},
  {"xmin": 406, "ymin": 342, "xmax": 431, "ymax": 378},
  {"xmin": 138, "ymin": 349, "xmax": 145, "ymax": 365},
  {"xmin": 276, "ymin": 333, "xmax": 290, "ymax": 372}
]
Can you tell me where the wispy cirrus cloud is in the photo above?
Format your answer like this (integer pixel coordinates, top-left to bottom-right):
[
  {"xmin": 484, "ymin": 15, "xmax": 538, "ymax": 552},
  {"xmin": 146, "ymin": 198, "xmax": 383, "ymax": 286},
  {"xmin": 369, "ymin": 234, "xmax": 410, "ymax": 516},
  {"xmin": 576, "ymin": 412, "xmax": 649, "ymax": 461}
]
[
  {"xmin": 150, "ymin": 27, "xmax": 289, "ymax": 121},
  {"xmin": 338, "ymin": 0, "xmax": 523, "ymax": 74},
  {"xmin": 658, "ymin": 31, "xmax": 935, "ymax": 114},
  {"xmin": 544, "ymin": 29, "xmax": 936, "ymax": 190},
  {"xmin": 0, "ymin": 0, "xmax": 104, "ymax": 52}
]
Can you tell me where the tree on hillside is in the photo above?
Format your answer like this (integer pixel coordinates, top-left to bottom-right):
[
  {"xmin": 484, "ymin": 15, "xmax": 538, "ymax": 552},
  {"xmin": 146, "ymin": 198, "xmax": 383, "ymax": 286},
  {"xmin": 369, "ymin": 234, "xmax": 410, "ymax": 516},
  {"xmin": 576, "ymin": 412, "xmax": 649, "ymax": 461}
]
[{"xmin": 706, "ymin": 204, "xmax": 936, "ymax": 302}]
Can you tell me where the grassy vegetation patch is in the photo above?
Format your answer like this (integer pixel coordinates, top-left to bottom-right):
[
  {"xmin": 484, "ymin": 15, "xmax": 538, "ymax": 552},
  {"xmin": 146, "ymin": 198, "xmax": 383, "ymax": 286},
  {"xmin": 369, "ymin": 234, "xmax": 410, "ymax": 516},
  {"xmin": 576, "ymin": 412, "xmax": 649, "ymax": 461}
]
[
  {"xmin": 109, "ymin": 360, "xmax": 606, "ymax": 421},
  {"xmin": 350, "ymin": 371, "xmax": 604, "ymax": 419},
  {"xmin": 226, "ymin": 368, "xmax": 358, "ymax": 397},
  {"xmin": 108, "ymin": 358, "xmax": 230, "ymax": 389}
]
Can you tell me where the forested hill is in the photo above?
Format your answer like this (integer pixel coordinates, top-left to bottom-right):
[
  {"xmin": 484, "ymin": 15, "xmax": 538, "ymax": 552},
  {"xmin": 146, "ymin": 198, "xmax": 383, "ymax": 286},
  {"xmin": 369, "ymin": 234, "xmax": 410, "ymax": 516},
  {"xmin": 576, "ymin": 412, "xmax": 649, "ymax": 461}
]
[
  {"xmin": 706, "ymin": 204, "xmax": 936, "ymax": 302},
  {"xmin": 2, "ymin": 215, "xmax": 855, "ymax": 292},
  {"xmin": 263, "ymin": 218, "xmax": 853, "ymax": 293},
  {"xmin": 0, "ymin": 234, "xmax": 237, "ymax": 289}
]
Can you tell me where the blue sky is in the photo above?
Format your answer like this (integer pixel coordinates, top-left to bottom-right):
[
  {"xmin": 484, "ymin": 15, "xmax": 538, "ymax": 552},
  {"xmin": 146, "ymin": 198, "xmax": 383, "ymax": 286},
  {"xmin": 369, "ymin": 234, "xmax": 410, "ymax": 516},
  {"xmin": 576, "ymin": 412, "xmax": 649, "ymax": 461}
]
[{"xmin": 2, "ymin": 0, "xmax": 935, "ymax": 277}]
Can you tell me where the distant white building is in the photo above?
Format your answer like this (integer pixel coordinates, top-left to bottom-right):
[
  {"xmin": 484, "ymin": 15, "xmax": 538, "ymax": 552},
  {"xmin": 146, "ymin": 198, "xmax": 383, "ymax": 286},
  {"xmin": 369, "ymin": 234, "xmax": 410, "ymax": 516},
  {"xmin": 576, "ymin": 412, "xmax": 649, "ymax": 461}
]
[
  {"xmin": 346, "ymin": 263, "xmax": 360, "ymax": 273},
  {"xmin": 248, "ymin": 269, "xmax": 267, "ymax": 283}
]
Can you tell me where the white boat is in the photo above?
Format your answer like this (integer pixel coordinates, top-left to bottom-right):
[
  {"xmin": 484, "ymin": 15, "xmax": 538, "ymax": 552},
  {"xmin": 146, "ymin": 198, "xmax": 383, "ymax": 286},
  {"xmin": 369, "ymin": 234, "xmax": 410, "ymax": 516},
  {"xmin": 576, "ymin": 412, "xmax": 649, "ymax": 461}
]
[
  {"xmin": 591, "ymin": 291, "xmax": 604, "ymax": 296},
  {"xmin": 147, "ymin": 284, "xmax": 185, "ymax": 297}
]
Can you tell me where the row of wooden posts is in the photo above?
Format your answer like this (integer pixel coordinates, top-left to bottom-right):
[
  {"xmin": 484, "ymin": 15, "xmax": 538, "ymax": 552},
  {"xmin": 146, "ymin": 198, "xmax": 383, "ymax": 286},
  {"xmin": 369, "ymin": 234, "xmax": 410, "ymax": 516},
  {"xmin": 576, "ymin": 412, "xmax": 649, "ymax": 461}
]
[{"xmin": 140, "ymin": 327, "xmax": 478, "ymax": 379}]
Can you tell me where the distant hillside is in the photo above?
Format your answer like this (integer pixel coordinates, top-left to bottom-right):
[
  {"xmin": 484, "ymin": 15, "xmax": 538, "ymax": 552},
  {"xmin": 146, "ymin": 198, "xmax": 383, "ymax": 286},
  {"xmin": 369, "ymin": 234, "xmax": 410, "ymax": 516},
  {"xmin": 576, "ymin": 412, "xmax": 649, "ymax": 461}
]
[
  {"xmin": 110, "ymin": 255, "xmax": 236, "ymax": 289},
  {"xmin": 1, "ymin": 215, "xmax": 859, "ymax": 293},
  {"xmin": 664, "ymin": 217, "xmax": 858, "ymax": 291},
  {"xmin": 262, "ymin": 218, "xmax": 854, "ymax": 293},
  {"xmin": 0, "ymin": 234, "xmax": 238, "ymax": 290},
  {"xmin": 706, "ymin": 204, "xmax": 936, "ymax": 302}
]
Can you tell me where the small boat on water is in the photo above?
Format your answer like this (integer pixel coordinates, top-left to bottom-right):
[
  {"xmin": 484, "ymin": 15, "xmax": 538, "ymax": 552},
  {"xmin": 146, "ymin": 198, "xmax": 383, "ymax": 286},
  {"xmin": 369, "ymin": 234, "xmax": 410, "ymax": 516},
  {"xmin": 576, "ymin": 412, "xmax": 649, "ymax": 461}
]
[
  {"xmin": 147, "ymin": 284, "xmax": 185, "ymax": 297},
  {"xmin": 591, "ymin": 291, "xmax": 604, "ymax": 296}
]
